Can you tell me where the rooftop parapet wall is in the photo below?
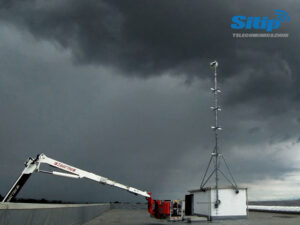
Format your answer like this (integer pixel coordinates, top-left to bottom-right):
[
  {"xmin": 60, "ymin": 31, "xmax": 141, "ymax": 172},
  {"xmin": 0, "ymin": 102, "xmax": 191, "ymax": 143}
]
[{"xmin": 0, "ymin": 203, "xmax": 110, "ymax": 225}]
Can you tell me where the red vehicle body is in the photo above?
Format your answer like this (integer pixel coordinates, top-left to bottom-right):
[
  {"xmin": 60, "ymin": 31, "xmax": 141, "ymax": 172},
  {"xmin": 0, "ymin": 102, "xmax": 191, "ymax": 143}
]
[{"xmin": 147, "ymin": 196, "xmax": 171, "ymax": 219}]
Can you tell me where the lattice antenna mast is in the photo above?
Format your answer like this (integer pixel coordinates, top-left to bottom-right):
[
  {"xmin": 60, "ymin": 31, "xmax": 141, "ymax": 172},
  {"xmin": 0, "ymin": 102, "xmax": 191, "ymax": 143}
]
[{"xmin": 200, "ymin": 61, "xmax": 239, "ymax": 209}]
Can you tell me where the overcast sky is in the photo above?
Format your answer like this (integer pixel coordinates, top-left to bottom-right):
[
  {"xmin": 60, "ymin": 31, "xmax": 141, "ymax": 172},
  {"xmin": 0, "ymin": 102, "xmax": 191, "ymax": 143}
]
[{"xmin": 0, "ymin": 0, "xmax": 299, "ymax": 202}]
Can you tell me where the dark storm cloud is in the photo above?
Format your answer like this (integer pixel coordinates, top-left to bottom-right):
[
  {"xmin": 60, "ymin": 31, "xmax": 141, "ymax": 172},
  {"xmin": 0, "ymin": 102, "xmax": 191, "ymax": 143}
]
[
  {"xmin": 1, "ymin": 0, "xmax": 299, "ymax": 108},
  {"xmin": 248, "ymin": 127, "xmax": 261, "ymax": 134},
  {"xmin": 0, "ymin": 1, "xmax": 270, "ymax": 75},
  {"xmin": 0, "ymin": 0, "xmax": 300, "ymax": 201},
  {"xmin": 1, "ymin": 0, "xmax": 234, "ymax": 76}
]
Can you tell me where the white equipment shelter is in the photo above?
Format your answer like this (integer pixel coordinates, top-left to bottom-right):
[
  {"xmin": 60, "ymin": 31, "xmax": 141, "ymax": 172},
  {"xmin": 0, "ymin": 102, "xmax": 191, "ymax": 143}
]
[{"xmin": 189, "ymin": 187, "xmax": 247, "ymax": 220}]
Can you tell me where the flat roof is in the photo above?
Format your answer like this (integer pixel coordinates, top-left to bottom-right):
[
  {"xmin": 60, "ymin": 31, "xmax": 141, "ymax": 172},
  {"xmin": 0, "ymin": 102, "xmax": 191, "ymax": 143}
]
[{"xmin": 86, "ymin": 206, "xmax": 300, "ymax": 225}]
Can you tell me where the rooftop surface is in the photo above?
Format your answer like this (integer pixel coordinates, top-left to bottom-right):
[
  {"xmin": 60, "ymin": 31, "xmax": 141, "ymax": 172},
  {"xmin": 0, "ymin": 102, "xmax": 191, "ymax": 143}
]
[{"xmin": 84, "ymin": 208, "xmax": 300, "ymax": 225}]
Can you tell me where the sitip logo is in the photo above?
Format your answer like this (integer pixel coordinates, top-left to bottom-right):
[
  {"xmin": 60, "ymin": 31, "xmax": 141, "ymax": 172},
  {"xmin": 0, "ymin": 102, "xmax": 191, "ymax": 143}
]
[{"xmin": 231, "ymin": 10, "xmax": 290, "ymax": 32}]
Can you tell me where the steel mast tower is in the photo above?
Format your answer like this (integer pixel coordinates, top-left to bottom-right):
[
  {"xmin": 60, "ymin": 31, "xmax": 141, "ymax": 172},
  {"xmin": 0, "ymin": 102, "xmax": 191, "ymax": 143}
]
[{"xmin": 200, "ymin": 61, "xmax": 239, "ymax": 209}]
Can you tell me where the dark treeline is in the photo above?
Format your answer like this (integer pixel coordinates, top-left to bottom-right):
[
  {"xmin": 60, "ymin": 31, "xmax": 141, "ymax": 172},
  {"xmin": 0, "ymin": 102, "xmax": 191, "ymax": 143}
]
[{"xmin": 0, "ymin": 194, "xmax": 71, "ymax": 204}]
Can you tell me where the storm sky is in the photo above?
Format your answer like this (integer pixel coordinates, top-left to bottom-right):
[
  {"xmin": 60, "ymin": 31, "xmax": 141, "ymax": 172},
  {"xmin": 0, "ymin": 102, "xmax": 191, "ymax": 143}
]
[{"xmin": 0, "ymin": 0, "xmax": 300, "ymax": 202}]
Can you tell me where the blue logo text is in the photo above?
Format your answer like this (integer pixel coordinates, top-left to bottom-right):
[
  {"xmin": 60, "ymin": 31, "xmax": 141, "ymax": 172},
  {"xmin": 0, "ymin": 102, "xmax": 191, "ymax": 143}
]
[{"xmin": 231, "ymin": 10, "xmax": 290, "ymax": 32}]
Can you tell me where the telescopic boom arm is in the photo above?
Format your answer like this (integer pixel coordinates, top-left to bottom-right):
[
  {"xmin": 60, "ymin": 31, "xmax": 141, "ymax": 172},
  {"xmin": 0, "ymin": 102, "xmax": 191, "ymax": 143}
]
[{"xmin": 2, "ymin": 153, "xmax": 150, "ymax": 202}]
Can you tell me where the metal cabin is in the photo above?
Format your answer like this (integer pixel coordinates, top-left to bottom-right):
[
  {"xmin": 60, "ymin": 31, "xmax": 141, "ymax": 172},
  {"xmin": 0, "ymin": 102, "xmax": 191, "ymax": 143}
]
[{"xmin": 186, "ymin": 187, "xmax": 247, "ymax": 220}]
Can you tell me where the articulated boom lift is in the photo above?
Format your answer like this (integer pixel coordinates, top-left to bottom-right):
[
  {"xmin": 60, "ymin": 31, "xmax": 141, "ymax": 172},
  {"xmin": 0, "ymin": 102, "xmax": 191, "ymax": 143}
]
[{"xmin": 1, "ymin": 154, "xmax": 173, "ymax": 219}]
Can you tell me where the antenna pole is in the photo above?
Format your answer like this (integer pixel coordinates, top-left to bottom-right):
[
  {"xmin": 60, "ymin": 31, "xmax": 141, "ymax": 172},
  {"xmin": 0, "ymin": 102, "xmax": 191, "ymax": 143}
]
[
  {"xmin": 199, "ymin": 61, "xmax": 239, "ymax": 208},
  {"xmin": 212, "ymin": 61, "xmax": 220, "ymax": 208}
]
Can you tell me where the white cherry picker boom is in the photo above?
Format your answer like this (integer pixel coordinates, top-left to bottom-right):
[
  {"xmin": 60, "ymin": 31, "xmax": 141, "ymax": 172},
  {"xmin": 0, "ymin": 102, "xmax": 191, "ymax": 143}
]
[
  {"xmin": 2, "ymin": 153, "xmax": 150, "ymax": 203},
  {"xmin": 2, "ymin": 153, "xmax": 175, "ymax": 219}
]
